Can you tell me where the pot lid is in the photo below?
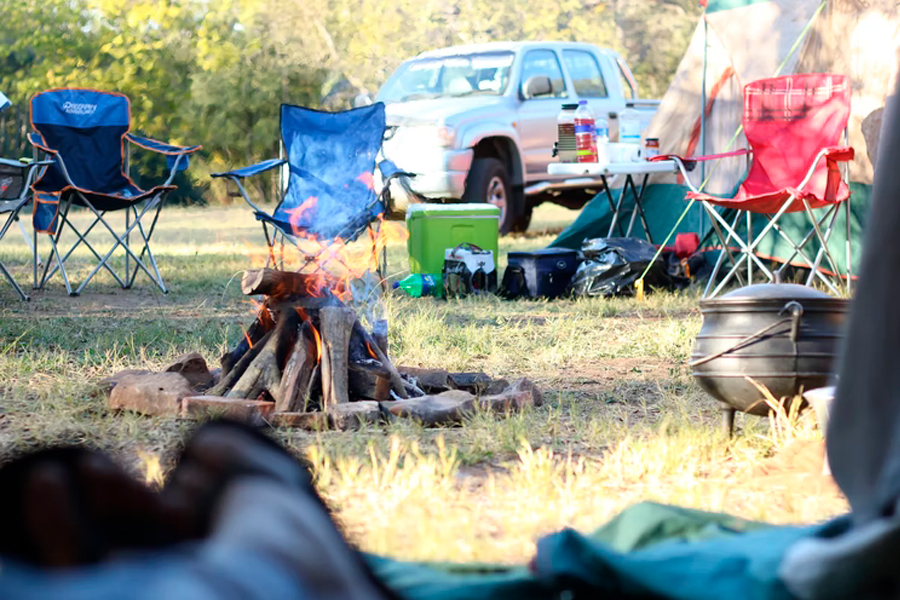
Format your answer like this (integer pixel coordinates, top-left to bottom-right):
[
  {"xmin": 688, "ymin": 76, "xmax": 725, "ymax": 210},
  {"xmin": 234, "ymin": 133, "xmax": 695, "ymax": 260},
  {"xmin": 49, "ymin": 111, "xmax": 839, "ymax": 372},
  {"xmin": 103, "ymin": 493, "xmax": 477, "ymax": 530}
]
[
  {"xmin": 721, "ymin": 283, "xmax": 834, "ymax": 300},
  {"xmin": 700, "ymin": 283, "xmax": 848, "ymax": 308}
]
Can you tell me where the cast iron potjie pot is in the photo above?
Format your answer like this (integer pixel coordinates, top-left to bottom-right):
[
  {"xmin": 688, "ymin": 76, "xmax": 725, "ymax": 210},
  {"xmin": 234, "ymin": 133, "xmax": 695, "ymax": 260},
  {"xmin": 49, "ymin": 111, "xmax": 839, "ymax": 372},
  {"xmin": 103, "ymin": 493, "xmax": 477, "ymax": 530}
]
[{"xmin": 691, "ymin": 284, "xmax": 848, "ymax": 427}]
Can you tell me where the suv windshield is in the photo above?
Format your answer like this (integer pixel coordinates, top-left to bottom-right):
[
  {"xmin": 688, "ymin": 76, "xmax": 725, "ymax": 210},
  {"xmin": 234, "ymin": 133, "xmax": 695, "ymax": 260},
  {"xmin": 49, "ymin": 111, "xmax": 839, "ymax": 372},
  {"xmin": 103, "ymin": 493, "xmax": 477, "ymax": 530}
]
[{"xmin": 377, "ymin": 52, "xmax": 515, "ymax": 103}]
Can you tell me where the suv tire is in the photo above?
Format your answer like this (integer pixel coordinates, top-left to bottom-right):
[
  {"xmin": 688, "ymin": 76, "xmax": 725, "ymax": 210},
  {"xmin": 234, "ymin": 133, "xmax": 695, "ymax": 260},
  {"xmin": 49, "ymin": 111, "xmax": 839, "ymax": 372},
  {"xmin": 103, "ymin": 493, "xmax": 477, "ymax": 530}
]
[{"xmin": 463, "ymin": 157, "xmax": 519, "ymax": 234}]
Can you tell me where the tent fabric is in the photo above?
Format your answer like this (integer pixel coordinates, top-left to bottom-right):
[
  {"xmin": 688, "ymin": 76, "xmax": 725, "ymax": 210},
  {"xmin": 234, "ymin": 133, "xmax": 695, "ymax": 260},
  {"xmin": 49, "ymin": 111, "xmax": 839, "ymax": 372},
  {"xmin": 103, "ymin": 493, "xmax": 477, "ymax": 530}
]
[
  {"xmin": 0, "ymin": 91, "xmax": 10, "ymax": 112},
  {"xmin": 368, "ymin": 501, "xmax": 837, "ymax": 600}
]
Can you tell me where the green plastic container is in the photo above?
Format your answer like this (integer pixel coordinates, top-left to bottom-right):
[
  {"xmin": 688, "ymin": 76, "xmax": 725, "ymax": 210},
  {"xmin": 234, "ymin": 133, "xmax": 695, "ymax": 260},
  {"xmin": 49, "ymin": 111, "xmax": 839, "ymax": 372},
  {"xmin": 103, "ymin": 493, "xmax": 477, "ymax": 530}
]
[{"xmin": 406, "ymin": 203, "xmax": 500, "ymax": 275}]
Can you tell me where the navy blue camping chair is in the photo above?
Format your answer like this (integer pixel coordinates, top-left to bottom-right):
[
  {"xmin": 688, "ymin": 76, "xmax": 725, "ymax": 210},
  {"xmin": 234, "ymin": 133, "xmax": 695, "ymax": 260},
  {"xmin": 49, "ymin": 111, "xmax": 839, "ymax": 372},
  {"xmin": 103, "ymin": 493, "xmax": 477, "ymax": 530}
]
[
  {"xmin": 212, "ymin": 103, "xmax": 410, "ymax": 278},
  {"xmin": 0, "ymin": 92, "xmax": 51, "ymax": 300},
  {"xmin": 28, "ymin": 88, "xmax": 201, "ymax": 295}
]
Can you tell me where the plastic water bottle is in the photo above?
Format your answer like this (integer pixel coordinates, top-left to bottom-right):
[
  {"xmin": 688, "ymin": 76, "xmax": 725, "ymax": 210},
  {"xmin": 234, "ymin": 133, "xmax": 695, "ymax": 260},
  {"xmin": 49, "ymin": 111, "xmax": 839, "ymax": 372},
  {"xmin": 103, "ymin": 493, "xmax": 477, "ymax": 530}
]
[
  {"xmin": 595, "ymin": 114, "xmax": 609, "ymax": 164},
  {"xmin": 574, "ymin": 101, "xmax": 598, "ymax": 163},
  {"xmin": 393, "ymin": 274, "xmax": 440, "ymax": 297},
  {"xmin": 619, "ymin": 102, "xmax": 642, "ymax": 146}
]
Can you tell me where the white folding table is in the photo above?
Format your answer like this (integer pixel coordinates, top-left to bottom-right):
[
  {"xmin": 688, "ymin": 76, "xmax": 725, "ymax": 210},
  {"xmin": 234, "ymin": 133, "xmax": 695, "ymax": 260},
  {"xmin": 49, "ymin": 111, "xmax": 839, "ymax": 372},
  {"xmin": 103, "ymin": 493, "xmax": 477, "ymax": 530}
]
[{"xmin": 548, "ymin": 160, "xmax": 678, "ymax": 243}]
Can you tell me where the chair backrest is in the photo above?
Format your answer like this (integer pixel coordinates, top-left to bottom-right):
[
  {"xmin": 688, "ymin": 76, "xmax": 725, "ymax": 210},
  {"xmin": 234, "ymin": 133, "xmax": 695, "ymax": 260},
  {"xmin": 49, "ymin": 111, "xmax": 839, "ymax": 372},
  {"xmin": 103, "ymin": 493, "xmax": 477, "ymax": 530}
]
[
  {"xmin": 741, "ymin": 74, "xmax": 851, "ymax": 200},
  {"xmin": 275, "ymin": 103, "xmax": 386, "ymax": 241},
  {"xmin": 30, "ymin": 89, "xmax": 132, "ymax": 194}
]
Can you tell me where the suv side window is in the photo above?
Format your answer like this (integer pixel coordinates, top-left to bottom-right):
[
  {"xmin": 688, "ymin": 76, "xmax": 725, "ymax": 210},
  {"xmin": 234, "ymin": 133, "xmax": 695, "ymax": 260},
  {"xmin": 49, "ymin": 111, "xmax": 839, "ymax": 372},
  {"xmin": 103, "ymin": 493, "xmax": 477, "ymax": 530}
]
[
  {"xmin": 562, "ymin": 50, "xmax": 608, "ymax": 98},
  {"xmin": 520, "ymin": 49, "xmax": 567, "ymax": 99}
]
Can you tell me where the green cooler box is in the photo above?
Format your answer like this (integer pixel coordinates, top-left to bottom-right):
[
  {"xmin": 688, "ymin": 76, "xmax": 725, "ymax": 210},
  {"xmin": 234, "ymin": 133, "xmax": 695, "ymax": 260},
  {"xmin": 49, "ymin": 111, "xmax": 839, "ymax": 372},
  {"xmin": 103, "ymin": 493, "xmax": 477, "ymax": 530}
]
[{"xmin": 406, "ymin": 203, "xmax": 500, "ymax": 275}]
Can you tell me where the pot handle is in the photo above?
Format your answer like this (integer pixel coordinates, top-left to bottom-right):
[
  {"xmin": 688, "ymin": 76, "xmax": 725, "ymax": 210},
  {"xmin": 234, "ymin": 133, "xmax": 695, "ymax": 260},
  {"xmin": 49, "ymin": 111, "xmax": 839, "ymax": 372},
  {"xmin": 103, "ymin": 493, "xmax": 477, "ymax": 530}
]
[
  {"xmin": 780, "ymin": 301, "xmax": 804, "ymax": 344},
  {"xmin": 690, "ymin": 303, "xmax": 803, "ymax": 368}
]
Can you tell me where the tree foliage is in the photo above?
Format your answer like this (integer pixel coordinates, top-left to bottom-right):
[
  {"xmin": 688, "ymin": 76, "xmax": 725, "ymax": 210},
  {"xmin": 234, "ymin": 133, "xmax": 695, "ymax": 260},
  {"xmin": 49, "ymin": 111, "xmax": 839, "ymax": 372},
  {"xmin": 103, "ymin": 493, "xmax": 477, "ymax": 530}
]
[{"xmin": 0, "ymin": 0, "xmax": 701, "ymax": 201}]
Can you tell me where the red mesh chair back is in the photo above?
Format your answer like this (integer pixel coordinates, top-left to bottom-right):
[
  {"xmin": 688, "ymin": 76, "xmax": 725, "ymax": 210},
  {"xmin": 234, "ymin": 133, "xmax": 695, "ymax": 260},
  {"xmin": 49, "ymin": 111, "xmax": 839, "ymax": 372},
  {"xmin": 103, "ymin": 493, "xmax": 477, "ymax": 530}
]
[{"xmin": 739, "ymin": 74, "xmax": 851, "ymax": 203}]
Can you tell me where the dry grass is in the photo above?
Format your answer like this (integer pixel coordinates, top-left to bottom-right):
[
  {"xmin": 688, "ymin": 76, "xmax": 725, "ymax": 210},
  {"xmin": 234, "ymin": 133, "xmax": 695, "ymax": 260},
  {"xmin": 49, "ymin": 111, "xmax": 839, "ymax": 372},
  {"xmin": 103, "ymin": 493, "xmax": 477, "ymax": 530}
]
[{"xmin": 0, "ymin": 203, "xmax": 847, "ymax": 563}]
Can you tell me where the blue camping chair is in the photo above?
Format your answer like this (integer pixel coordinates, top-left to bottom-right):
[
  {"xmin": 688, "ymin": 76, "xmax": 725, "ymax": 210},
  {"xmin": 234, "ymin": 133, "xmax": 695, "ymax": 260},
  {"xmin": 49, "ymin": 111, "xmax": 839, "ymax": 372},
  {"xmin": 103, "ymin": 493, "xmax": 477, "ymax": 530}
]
[
  {"xmin": 0, "ymin": 91, "xmax": 51, "ymax": 300},
  {"xmin": 212, "ymin": 103, "xmax": 409, "ymax": 278},
  {"xmin": 28, "ymin": 88, "xmax": 201, "ymax": 295}
]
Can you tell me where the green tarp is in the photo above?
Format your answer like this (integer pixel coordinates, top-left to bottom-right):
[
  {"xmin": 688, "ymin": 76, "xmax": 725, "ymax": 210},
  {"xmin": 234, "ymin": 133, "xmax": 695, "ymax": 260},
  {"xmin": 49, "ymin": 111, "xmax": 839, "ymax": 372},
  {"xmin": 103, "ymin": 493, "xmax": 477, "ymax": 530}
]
[
  {"xmin": 370, "ymin": 501, "xmax": 846, "ymax": 600},
  {"xmin": 549, "ymin": 183, "xmax": 870, "ymax": 278},
  {"xmin": 705, "ymin": 0, "xmax": 771, "ymax": 13}
]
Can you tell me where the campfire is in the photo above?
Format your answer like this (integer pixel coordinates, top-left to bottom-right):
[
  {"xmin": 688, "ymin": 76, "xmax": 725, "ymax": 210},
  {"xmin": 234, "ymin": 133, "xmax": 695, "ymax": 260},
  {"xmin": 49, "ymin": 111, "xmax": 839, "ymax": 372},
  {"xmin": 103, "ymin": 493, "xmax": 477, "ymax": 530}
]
[
  {"xmin": 103, "ymin": 266, "xmax": 542, "ymax": 429},
  {"xmin": 210, "ymin": 268, "xmax": 416, "ymax": 410},
  {"xmin": 101, "ymin": 207, "xmax": 540, "ymax": 428}
]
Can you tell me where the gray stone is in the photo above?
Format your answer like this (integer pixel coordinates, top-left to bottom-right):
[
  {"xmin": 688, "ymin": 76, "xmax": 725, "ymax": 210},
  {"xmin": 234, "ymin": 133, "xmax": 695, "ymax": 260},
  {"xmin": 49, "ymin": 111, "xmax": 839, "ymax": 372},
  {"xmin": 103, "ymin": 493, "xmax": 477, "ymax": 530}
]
[
  {"xmin": 109, "ymin": 372, "xmax": 194, "ymax": 417},
  {"xmin": 398, "ymin": 366, "xmax": 453, "ymax": 393},
  {"xmin": 97, "ymin": 369, "xmax": 154, "ymax": 397},
  {"xmin": 327, "ymin": 401, "xmax": 381, "ymax": 431},
  {"xmin": 479, "ymin": 378, "xmax": 541, "ymax": 411},
  {"xmin": 448, "ymin": 372, "xmax": 493, "ymax": 395},
  {"xmin": 385, "ymin": 390, "xmax": 477, "ymax": 426},
  {"xmin": 164, "ymin": 352, "xmax": 213, "ymax": 390},
  {"xmin": 272, "ymin": 411, "xmax": 329, "ymax": 430},
  {"xmin": 182, "ymin": 395, "xmax": 275, "ymax": 425}
]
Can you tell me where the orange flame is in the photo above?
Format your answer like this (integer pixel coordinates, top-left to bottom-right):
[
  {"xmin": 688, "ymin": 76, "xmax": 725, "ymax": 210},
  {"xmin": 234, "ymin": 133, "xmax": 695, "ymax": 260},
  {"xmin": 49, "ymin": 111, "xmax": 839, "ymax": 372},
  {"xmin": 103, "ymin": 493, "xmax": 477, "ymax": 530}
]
[
  {"xmin": 364, "ymin": 340, "xmax": 379, "ymax": 360},
  {"xmin": 242, "ymin": 326, "xmax": 253, "ymax": 349},
  {"xmin": 273, "ymin": 188, "xmax": 411, "ymax": 301},
  {"xmin": 311, "ymin": 323, "xmax": 322, "ymax": 362}
]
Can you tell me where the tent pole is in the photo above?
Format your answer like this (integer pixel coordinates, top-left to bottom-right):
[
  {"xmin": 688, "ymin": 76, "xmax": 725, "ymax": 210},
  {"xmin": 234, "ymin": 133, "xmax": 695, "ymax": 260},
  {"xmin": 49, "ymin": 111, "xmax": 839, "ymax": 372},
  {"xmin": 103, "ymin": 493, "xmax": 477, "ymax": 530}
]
[{"xmin": 700, "ymin": 15, "xmax": 708, "ymax": 238}]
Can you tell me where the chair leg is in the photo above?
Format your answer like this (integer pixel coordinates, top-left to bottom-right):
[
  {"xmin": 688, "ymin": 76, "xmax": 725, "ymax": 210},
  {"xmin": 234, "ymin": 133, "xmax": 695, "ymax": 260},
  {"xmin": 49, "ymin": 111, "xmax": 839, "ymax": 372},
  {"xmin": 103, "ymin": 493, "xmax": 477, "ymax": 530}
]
[
  {"xmin": 845, "ymin": 199, "xmax": 852, "ymax": 295},
  {"xmin": 78, "ymin": 196, "xmax": 166, "ymax": 295},
  {"xmin": 41, "ymin": 203, "xmax": 125, "ymax": 288},
  {"xmin": 125, "ymin": 206, "xmax": 131, "ymax": 288},
  {"xmin": 0, "ymin": 211, "xmax": 29, "ymax": 300},
  {"xmin": 126, "ymin": 198, "xmax": 166, "ymax": 293},
  {"xmin": 0, "ymin": 259, "xmax": 28, "ymax": 301}
]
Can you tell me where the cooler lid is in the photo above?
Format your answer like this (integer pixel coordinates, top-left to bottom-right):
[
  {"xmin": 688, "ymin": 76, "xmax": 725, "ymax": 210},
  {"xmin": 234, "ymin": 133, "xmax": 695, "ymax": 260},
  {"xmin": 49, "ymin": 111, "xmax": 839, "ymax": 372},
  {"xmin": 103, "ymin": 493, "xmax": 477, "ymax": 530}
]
[
  {"xmin": 508, "ymin": 247, "xmax": 577, "ymax": 259},
  {"xmin": 406, "ymin": 203, "xmax": 500, "ymax": 220}
]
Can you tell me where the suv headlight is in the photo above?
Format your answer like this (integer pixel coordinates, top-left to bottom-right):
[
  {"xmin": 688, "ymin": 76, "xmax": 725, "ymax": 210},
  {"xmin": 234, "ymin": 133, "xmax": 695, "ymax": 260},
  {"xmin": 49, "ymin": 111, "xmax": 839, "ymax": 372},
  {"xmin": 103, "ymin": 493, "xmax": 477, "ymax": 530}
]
[{"xmin": 415, "ymin": 124, "xmax": 456, "ymax": 148}]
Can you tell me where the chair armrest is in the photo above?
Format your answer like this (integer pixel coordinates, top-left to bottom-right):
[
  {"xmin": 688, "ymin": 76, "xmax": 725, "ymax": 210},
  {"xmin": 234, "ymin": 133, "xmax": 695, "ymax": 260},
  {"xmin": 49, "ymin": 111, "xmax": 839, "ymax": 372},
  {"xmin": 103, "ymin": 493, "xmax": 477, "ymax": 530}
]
[
  {"xmin": 125, "ymin": 133, "xmax": 201, "ymax": 155},
  {"xmin": 27, "ymin": 133, "xmax": 57, "ymax": 154},
  {"xmin": 211, "ymin": 158, "xmax": 287, "ymax": 179},
  {"xmin": 378, "ymin": 159, "xmax": 415, "ymax": 181},
  {"xmin": 823, "ymin": 146, "xmax": 854, "ymax": 162}
]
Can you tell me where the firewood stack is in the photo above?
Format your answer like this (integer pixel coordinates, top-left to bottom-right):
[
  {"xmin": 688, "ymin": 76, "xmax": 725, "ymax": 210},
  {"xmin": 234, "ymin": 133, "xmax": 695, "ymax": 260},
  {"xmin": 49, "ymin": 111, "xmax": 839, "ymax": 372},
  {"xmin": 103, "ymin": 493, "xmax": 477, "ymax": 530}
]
[{"xmin": 206, "ymin": 268, "xmax": 421, "ymax": 412}]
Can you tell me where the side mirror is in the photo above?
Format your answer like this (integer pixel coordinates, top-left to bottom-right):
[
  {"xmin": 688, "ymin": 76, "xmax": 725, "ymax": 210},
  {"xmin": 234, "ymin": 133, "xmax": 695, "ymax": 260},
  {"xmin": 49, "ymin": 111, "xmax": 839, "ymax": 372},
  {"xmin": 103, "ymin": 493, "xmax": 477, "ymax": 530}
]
[
  {"xmin": 353, "ymin": 92, "xmax": 374, "ymax": 108},
  {"xmin": 521, "ymin": 76, "xmax": 553, "ymax": 100}
]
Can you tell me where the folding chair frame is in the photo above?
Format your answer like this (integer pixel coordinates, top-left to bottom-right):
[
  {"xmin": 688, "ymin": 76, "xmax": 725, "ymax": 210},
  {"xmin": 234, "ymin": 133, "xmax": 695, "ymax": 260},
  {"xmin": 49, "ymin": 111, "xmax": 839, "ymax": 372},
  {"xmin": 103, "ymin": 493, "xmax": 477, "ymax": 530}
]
[
  {"xmin": 0, "ymin": 159, "xmax": 50, "ymax": 300},
  {"xmin": 31, "ymin": 146, "xmax": 190, "ymax": 296},
  {"xmin": 672, "ymin": 146, "xmax": 853, "ymax": 298}
]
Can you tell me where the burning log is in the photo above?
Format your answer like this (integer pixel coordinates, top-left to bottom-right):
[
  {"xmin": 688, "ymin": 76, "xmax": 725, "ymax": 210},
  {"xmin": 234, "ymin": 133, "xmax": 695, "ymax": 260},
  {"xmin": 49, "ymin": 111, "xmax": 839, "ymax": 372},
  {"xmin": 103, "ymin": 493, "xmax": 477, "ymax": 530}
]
[
  {"xmin": 226, "ymin": 309, "xmax": 300, "ymax": 403},
  {"xmin": 276, "ymin": 321, "xmax": 318, "ymax": 412},
  {"xmin": 242, "ymin": 268, "xmax": 341, "ymax": 299},
  {"xmin": 208, "ymin": 330, "xmax": 273, "ymax": 396},
  {"xmin": 348, "ymin": 361, "xmax": 392, "ymax": 401},
  {"xmin": 351, "ymin": 321, "xmax": 409, "ymax": 399},
  {"xmin": 221, "ymin": 314, "xmax": 269, "ymax": 378},
  {"xmin": 320, "ymin": 307, "xmax": 355, "ymax": 407}
]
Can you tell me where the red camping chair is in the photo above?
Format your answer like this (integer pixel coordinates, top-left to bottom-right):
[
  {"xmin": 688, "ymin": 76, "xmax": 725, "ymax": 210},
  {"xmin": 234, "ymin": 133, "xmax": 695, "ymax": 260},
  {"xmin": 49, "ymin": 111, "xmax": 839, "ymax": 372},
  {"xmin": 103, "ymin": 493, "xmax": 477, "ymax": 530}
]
[{"xmin": 665, "ymin": 73, "xmax": 854, "ymax": 297}]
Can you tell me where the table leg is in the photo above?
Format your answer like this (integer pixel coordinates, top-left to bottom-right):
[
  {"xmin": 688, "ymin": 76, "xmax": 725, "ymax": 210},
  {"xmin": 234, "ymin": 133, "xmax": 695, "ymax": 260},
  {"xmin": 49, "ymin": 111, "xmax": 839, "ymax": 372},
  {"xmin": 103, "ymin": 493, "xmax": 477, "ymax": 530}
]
[
  {"xmin": 632, "ymin": 174, "xmax": 653, "ymax": 244},
  {"xmin": 605, "ymin": 175, "xmax": 627, "ymax": 237}
]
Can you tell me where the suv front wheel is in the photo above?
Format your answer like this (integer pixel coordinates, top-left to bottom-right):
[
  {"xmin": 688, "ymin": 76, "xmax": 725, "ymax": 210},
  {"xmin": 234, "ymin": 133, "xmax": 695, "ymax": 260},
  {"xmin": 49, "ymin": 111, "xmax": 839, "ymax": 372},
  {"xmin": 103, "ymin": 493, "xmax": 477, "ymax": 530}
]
[{"xmin": 463, "ymin": 157, "xmax": 521, "ymax": 234}]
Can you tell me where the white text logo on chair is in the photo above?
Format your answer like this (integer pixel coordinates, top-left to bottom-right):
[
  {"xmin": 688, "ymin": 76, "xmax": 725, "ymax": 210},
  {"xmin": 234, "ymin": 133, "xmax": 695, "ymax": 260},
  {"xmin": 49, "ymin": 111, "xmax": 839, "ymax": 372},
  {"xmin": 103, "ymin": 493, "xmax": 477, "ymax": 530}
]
[{"xmin": 61, "ymin": 102, "xmax": 97, "ymax": 116}]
